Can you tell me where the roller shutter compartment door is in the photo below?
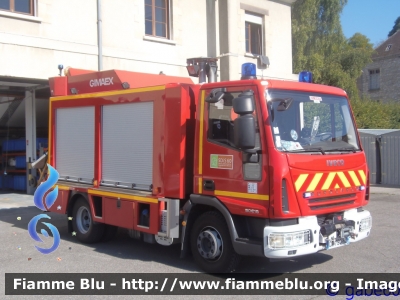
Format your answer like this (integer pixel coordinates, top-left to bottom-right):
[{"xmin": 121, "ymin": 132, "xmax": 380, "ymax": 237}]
[
  {"xmin": 56, "ymin": 106, "xmax": 95, "ymax": 184},
  {"xmin": 101, "ymin": 102, "xmax": 153, "ymax": 191}
]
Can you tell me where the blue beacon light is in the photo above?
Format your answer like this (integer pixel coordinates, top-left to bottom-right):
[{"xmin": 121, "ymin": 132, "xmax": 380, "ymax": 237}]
[
  {"xmin": 299, "ymin": 71, "xmax": 313, "ymax": 83},
  {"xmin": 241, "ymin": 63, "xmax": 257, "ymax": 80}
]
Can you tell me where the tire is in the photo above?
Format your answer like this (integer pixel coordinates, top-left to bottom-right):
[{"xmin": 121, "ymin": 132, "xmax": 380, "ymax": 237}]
[
  {"xmin": 72, "ymin": 198, "xmax": 105, "ymax": 243},
  {"xmin": 102, "ymin": 225, "xmax": 118, "ymax": 242},
  {"xmin": 190, "ymin": 211, "xmax": 241, "ymax": 273}
]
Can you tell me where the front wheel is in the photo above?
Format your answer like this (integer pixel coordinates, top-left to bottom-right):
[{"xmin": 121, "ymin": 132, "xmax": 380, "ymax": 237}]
[
  {"xmin": 190, "ymin": 211, "xmax": 241, "ymax": 273},
  {"xmin": 72, "ymin": 198, "xmax": 105, "ymax": 243}
]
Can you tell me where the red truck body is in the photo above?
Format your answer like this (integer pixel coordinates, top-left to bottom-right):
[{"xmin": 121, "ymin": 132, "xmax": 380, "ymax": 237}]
[{"xmin": 46, "ymin": 67, "xmax": 372, "ymax": 272}]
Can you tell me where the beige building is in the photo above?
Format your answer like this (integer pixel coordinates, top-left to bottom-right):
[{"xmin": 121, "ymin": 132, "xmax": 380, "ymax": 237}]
[
  {"xmin": 0, "ymin": 0, "xmax": 296, "ymax": 193},
  {"xmin": 358, "ymin": 30, "xmax": 400, "ymax": 102},
  {"xmin": 0, "ymin": 0, "xmax": 297, "ymax": 80}
]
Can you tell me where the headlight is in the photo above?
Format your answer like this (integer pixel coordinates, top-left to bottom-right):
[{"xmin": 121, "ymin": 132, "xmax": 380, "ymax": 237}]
[
  {"xmin": 359, "ymin": 216, "xmax": 372, "ymax": 232},
  {"xmin": 268, "ymin": 230, "xmax": 311, "ymax": 249}
]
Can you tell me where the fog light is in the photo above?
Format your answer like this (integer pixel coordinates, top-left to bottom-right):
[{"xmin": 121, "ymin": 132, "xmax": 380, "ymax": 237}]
[
  {"xmin": 268, "ymin": 230, "xmax": 311, "ymax": 249},
  {"xmin": 359, "ymin": 216, "xmax": 372, "ymax": 232},
  {"xmin": 358, "ymin": 186, "xmax": 366, "ymax": 191},
  {"xmin": 303, "ymin": 192, "xmax": 312, "ymax": 198}
]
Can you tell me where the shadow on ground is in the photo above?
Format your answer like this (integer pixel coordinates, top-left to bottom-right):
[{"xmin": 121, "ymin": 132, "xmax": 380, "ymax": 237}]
[{"xmin": 0, "ymin": 203, "xmax": 333, "ymax": 276}]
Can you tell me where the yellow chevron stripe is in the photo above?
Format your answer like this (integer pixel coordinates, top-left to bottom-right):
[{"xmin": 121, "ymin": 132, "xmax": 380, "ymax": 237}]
[
  {"xmin": 322, "ymin": 172, "xmax": 336, "ymax": 190},
  {"xmin": 358, "ymin": 170, "xmax": 366, "ymax": 184},
  {"xmin": 295, "ymin": 174, "xmax": 309, "ymax": 192},
  {"xmin": 306, "ymin": 173, "xmax": 323, "ymax": 191},
  {"xmin": 348, "ymin": 171, "xmax": 361, "ymax": 186},
  {"xmin": 337, "ymin": 172, "xmax": 351, "ymax": 187},
  {"xmin": 295, "ymin": 170, "xmax": 366, "ymax": 192}
]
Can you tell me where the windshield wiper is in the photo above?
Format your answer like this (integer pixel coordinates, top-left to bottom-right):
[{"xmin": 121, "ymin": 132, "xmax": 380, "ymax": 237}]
[
  {"xmin": 286, "ymin": 147, "xmax": 326, "ymax": 155},
  {"xmin": 325, "ymin": 147, "xmax": 358, "ymax": 153}
]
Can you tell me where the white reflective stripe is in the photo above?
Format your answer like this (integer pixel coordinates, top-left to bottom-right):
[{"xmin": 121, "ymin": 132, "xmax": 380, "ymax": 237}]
[{"xmin": 245, "ymin": 13, "xmax": 263, "ymax": 24}]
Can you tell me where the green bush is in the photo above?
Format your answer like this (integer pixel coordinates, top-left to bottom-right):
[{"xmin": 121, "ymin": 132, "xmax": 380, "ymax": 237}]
[{"xmin": 350, "ymin": 97, "xmax": 400, "ymax": 129}]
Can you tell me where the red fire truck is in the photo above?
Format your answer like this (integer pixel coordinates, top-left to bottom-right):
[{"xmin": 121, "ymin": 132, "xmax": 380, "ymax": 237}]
[{"xmin": 46, "ymin": 58, "xmax": 372, "ymax": 273}]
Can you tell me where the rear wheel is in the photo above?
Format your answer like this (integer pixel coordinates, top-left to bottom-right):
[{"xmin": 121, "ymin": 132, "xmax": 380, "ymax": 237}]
[
  {"xmin": 190, "ymin": 211, "xmax": 241, "ymax": 273},
  {"xmin": 72, "ymin": 198, "xmax": 105, "ymax": 243}
]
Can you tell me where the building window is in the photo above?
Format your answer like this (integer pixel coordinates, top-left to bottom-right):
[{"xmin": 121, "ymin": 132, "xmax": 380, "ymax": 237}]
[
  {"xmin": 0, "ymin": 0, "xmax": 34, "ymax": 15},
  {"xmin": 369, "ymin": 69, "xmax": 380, "ymax": 90},
  {"xmin": 245, "ymin": 12, "xmax": 263, "ymax": 55},
  {"xmin": 145, "ymin": 0, "xmax": 169, "ymax": 39}
]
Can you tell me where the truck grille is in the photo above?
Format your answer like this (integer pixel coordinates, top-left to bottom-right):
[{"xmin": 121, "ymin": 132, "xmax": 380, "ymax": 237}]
[{"xmin": 308, "ymin": 193, "xmax": 356, "ymax": 210}]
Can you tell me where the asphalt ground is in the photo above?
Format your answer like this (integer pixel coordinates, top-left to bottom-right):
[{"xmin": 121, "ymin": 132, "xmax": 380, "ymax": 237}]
[{"xmin": 0, "ymin": 185, "xmax": 399, "ymax": 300}]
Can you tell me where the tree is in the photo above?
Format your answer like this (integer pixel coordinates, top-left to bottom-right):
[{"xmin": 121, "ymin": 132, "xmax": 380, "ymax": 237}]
[
  {"xmin": 347, "ymin": 33, "xmax": 373, "ymax": 51},
  {"xmin": 292, "ymin": 0, "xmax": 347, "ymax": 74},
  {"xmin": 341, "ymin": 33, "xmax": 373, "ymax": 81},
  {"xmin": 388, "ymin": 16, "xmax": 400, "ymax": 37},
  {"xmin": 291, "ymin": 0, "xmax": 374, "ymax": 101}
]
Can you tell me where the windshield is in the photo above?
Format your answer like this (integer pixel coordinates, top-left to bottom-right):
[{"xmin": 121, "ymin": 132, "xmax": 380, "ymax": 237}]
[{"xmin": 266, "ymin": 89, "xmax": 360, "ymax": 153}]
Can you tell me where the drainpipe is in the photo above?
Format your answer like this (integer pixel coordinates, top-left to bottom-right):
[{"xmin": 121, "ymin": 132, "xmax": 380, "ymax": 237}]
[
  {"xmin": 218, "ymin": 0, "xmax": 239, "ymax": 81},
  {"xmin": 206, "ymin": 0, "xmax": 217, "ymax": 58},
  {"xmin": 97, "ymin": 0, "xmax": 103, "ymax": 71}
]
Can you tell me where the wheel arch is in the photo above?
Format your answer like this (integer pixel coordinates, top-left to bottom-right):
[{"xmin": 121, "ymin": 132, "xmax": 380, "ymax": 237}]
[
  {"xmin": 181, "ymin": 194, "xmax": 264, "ymax": 258},
  {"xmin": 67, "ymin": 192, "xmax": 89, "ymax": 233},
  {"xmin": 189, "ymin": 194, "xmax": 239, "ymax": 240}
]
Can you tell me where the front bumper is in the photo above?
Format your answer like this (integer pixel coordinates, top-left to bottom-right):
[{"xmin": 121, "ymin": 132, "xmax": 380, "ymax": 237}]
[{"xmin": 263, "ymin": 209, "xmax": 371, "ymax": 258}]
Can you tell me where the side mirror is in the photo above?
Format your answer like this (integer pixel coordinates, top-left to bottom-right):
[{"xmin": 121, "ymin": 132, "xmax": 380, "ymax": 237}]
[
  {"xmin": 233, "ymin": 91, "xmax": 254, "ymax": 114},
  {"xmin": 234, "ymin": 115, "xmax": 256, "ymax": 150},
  {"xmin": 276, "ymin": 98, "xmax": 293, "ymax": 111},
  {"xmin": 206, "ymin": 88, "xmax": 226, "ymax": 103}
]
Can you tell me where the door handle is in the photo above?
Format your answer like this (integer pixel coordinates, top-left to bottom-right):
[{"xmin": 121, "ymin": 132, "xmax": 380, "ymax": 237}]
[{"xmin": 203, "ymin": 179, "xmax": 215, "ymax": 191}]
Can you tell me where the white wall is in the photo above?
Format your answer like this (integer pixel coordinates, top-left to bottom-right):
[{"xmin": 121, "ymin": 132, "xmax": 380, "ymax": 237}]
[
  {"xmin": 101, "ymin": 0, "xmax": 208, "ymax": 77},
  {"xmin": 0, "ymin": 0, "xmax": 295, "ymax": 80},
  {"xmin": 239, "ymin": 0, "xmax": 296, "ymax": 80},
  {"xmin": 0, "ymin": 0, "xmax": 98, "ymax": 78}
]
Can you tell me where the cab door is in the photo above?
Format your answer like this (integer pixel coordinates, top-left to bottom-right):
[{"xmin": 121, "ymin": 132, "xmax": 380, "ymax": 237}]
[{"xmin": 194, "ymin": 86, "xmax": 269, "ymax": 216}]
